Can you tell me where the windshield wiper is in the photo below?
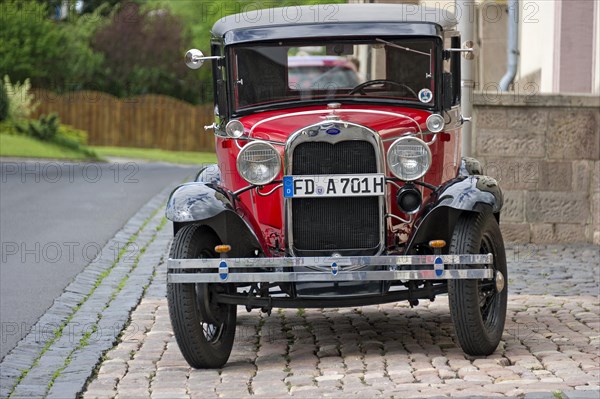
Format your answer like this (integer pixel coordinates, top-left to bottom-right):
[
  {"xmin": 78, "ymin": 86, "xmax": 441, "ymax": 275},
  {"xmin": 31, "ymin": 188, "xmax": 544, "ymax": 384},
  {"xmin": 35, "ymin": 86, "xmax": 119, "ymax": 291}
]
[
  {"xmin": 375, "ymin": 38, "xmax": 431, "ymax": 57},
  {"xmin": 375, "ymin": 38, "xmax": 432, "ymax": 79}
]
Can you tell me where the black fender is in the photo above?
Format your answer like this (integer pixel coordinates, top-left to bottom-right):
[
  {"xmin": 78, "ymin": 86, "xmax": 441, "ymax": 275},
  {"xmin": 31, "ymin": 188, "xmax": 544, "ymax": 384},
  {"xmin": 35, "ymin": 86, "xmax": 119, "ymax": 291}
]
[
  {"xmin": 194, "ymin": 163, "xmax": 221, "ymax": 184},
  {"xmin": 407, "ymin": 174, "xmax": 503, "ymax": 251},
  {"xmin": 166, "ymin": 182, "xmax": 231, "ymax": 223},
  {"xmin": 165, "ymin": 167, "xmax": 264, "ymax": 257}
]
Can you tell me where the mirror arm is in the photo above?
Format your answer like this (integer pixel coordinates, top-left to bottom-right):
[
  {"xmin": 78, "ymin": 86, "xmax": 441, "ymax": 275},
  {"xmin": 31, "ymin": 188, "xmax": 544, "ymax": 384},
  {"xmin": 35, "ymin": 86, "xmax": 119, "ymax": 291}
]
[
  {"xmin": 444, "ymin": 41, "xmax": 475, "ymax": 60},
  {"xmin": 185, "ymin": 49, "xmax": 224, "ymax": 70},
  {"xmin": 445, "ymin": 48, "xmax": 474, "ymax": 53},
  {"xmin": 194, "ymin": 56, "xmax": 223, "ymax": 61}
]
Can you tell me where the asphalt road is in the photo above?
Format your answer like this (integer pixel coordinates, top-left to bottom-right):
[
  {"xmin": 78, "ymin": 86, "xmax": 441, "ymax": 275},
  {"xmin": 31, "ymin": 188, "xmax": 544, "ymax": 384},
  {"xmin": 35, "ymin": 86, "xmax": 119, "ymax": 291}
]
[{"xmin": 0, "ymin": 160, "xmax": 198, "ymax": 360}]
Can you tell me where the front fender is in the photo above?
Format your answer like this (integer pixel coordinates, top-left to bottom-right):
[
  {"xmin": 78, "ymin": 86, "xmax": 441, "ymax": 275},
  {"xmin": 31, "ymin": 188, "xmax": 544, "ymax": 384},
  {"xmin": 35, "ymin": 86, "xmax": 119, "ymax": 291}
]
[
  {"xmin": 166, "ymin": 182, "xmax": 231, "ymax": 222},
  {"xmin": 407, "ymin": 175, "xmax": 503, "ymax": 250},
  {"xmin": 436, "ymin": 175, "xmax": 503, "ymax": 214},
  {"xmin": 165, "ymin": 182, "xmax": 268, "ymax": 257}
]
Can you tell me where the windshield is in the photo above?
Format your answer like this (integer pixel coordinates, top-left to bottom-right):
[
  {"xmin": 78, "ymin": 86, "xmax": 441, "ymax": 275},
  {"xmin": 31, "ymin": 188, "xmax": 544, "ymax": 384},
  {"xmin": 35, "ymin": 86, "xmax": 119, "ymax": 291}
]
[{"xmin": 231, "ymin": 38, "xmax": 436, "ymax": 111}]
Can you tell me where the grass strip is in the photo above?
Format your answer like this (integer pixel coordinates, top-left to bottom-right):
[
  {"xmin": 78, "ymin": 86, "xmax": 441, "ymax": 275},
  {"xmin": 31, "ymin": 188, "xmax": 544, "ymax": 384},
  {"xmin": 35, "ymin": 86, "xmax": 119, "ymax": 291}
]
[
  {"xmin": 92, "ymin": 146, "xmax": 217, "ymax": 165},
  {"xmin": 0, "ymin": 133, "xmax": 94, "ymax": 160}
]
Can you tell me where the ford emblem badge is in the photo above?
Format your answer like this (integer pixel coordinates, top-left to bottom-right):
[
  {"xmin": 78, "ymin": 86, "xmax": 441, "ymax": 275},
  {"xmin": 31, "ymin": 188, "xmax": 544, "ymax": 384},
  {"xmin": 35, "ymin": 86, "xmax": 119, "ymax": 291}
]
[{"xmin": 326, "ymin": 127, "xmax": 340, "ymax": 135}]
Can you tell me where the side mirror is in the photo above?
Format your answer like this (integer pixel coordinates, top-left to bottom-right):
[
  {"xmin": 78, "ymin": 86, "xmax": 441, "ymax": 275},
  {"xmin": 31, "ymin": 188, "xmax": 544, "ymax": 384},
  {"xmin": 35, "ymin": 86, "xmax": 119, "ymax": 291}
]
[
  {"xmin": 184, "ymin": 49, "xmax": 223, "ymax": 70},
  {"xmin": 185, "ymin": 49, "xmax": 205, "ymax": 69},
  {"xmin": 444, "ymin": 41, "xmax": 475, "ymax": 61},
  {"xmin": 462, "ymin": 40, "xmax": 475, "ymax": 60}
]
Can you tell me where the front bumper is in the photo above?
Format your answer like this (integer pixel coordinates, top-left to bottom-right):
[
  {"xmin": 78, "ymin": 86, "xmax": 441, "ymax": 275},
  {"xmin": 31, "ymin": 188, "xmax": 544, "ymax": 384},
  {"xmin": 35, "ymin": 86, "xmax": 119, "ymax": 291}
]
[{"xmin": 167, "ymin": 254, "xmax": 493, "ymax": 283}]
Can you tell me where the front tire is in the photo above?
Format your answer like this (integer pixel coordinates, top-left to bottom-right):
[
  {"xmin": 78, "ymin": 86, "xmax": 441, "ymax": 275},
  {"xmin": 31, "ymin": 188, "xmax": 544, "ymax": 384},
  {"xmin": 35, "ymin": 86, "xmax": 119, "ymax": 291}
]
[
  {"xmin": 167, "ymin": 224, "xmax": 237, "ymax": 368},
  {"xmin": 448, "ymin": 211, "xmax": 507, "ymax": 356}
]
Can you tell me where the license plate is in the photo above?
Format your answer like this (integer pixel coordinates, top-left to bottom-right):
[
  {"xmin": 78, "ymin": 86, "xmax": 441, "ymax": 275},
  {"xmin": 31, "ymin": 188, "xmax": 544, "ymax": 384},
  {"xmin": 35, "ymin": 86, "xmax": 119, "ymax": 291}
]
[{"xmin": 283, "ymin": 174, "xmax": 385, "ymax": 198}]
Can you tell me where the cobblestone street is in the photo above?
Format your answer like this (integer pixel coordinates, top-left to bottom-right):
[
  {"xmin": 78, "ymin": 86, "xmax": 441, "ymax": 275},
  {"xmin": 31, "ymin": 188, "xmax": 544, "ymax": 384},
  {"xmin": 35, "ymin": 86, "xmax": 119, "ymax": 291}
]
[{"xmin": 82, "ymin": 244, "xmax": 600, "ymax": 399}]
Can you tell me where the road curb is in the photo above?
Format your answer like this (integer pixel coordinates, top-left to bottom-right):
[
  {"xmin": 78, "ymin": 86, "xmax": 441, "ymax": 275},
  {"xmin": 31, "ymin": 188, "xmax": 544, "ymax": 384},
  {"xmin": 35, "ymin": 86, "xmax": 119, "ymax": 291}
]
[{"xmin": 0, "ymin": 185, "xmax": 172, "ymax": 398}]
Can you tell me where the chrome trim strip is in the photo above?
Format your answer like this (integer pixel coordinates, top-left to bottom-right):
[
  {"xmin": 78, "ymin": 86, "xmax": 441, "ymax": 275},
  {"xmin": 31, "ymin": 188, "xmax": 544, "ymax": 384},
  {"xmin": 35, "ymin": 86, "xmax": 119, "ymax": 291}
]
[
  {"xmin": 284, "ymin": 120, "xmax": 387, "ymax": 257},
  {"xmin": 233, "ymin": 136, "xmax": 286, "ymax": 146},
  {"xmin": 168, "ymin": 254, "xmax": 492, "ymax": 268},
  {"xmin": 386, "ymin": 213, "xmax": 412, "ymax": 224},
  {"xmin": 168, "ymin": 269, "xmax": 494, "ymax": 283},
  {"xmin": 250, "ymin": 109, "xmax": 422, "ymax": 135}
]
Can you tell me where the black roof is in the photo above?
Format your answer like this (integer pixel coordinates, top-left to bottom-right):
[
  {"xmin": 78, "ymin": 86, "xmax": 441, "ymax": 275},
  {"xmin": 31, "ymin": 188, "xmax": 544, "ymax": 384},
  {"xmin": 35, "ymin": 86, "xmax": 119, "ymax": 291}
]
[{"xmin": 212, "ymin": 4, "xmax": 457, "ymax": 44}]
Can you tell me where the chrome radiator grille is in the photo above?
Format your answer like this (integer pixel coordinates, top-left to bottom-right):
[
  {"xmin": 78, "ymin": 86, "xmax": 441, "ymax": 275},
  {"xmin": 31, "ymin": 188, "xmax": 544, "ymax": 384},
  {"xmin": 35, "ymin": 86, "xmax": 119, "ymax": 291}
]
[{"xmin": 290, "ymin": 140, "xmax": 380, "ymax": 255}]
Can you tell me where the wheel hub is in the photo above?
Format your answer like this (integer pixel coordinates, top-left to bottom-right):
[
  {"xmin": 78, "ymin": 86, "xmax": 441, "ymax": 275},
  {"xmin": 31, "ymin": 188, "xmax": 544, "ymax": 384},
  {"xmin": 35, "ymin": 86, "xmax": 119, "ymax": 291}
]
[
  {"xmin": 196, "ymin": 284, "xmax": 226, "ymax": 325},
  {"xmin": 495, "ymin": 270, "xmax": 505, "ymax": 293}
]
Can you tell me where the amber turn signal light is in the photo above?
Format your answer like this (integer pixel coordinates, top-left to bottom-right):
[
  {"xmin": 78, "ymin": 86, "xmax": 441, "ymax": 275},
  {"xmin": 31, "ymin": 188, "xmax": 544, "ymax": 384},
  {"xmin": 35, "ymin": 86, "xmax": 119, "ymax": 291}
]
[
  {"xmin": 428, "ymin": 240, "xmax": 446, "ymax": 248},
  {"xmin": 215, "ymin": 245, "xmax": 232, "ymax": 253}
]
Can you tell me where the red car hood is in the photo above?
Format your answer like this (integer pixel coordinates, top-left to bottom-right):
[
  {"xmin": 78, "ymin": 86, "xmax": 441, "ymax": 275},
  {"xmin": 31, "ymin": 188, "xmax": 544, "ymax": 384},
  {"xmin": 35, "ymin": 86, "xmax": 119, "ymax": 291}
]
[{"xmin": 238, "ymin": 104, "xmax": 432, "ymax": 141}]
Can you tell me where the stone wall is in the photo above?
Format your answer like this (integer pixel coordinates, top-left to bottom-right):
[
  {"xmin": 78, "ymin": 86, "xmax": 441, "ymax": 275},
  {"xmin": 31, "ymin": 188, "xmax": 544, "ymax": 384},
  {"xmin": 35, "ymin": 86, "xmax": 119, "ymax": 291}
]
[{"xmin": 472, "ymin": 93, "xmax": 600, "ymax": 244}]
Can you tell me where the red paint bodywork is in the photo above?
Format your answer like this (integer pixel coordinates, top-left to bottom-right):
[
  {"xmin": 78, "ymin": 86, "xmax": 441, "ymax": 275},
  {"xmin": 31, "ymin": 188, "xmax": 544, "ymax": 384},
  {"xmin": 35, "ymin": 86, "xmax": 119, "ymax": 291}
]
[{"xmin": 216, "ymin": 104, "xmax": 461, "ymax": 255}]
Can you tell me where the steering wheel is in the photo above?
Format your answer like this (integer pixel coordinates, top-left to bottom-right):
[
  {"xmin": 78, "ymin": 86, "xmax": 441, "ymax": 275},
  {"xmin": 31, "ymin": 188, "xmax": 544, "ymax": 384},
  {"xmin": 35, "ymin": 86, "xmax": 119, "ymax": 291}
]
[{"xmin": 349, "ymin": 79, "xmax": 418, "ymax": 98}]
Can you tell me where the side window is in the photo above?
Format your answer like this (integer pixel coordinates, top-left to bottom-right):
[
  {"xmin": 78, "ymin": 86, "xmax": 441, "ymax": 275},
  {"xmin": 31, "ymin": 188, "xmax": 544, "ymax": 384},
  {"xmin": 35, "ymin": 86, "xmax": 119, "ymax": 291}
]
[
  {"xmin": 443, "ymin": 36, "xmax": 461, "ymax": 107},
  {"xmin": 211, "ymin": 44, "xmax": 227, "ymax": 124},
  {"xmin": 451, "ymin": 36, "xmax": 461, "ymax": 106}
]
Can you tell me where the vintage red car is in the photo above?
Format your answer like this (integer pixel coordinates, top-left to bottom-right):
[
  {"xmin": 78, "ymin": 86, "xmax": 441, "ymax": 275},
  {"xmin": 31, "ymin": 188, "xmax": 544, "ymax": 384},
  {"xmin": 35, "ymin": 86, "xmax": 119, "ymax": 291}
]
[{"xmin": 166, "ymin": 3, "xmax": 507, "ymax": 369}]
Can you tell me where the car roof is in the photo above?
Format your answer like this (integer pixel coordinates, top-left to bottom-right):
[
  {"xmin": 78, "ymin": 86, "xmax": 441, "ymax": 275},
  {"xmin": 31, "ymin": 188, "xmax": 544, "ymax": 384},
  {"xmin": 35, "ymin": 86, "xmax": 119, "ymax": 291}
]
[{"xmin": 212, "ymin": 4, "xmax": 457, "ymax": 44}]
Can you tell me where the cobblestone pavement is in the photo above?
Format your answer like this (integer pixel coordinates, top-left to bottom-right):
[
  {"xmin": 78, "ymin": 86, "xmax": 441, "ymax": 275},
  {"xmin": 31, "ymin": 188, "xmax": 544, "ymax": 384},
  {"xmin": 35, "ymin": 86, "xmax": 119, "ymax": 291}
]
[{"xmin": 80, "ymin": 244, "xmax": 599, "ymax": 399}]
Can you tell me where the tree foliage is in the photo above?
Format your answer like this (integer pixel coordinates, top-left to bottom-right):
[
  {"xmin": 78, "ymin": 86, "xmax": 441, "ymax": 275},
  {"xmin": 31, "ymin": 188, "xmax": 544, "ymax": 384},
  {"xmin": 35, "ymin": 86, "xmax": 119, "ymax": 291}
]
[
  {"xmin": 1, "ymin": 0, "xmax": 347, "ymax": 104},
  {"xmin": 0, "ymin": 1, "xmax": 64, "ymax": 86},
  {"xmin": 0, "ymin": 0, "xmax": 103, "ymax": 90},
  {"xmin": 144, "ymin": 0, "xmax": 347, "ymax": 102},
  {"xmin": 91, "ymin": 2, "xmax": 195, "ymax": 101}
]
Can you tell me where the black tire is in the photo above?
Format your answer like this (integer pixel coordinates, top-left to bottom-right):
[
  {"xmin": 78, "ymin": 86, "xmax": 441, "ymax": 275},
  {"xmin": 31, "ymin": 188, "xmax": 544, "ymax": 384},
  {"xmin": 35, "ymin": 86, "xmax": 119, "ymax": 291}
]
[
  {"xmin": 167, "ymin": 224, "xmax": 237, "ymax": 368},
  {"xmin": 448, "ymin": 211, "xmax": 507, "ymax": 356}
]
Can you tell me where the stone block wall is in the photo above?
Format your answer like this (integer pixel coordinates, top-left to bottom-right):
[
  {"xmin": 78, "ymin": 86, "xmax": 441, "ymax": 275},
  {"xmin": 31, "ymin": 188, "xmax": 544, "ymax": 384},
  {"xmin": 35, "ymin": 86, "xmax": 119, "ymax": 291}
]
[{"xmin": 472, "ymin": 93, "xmax": 599, "ymax": 244}]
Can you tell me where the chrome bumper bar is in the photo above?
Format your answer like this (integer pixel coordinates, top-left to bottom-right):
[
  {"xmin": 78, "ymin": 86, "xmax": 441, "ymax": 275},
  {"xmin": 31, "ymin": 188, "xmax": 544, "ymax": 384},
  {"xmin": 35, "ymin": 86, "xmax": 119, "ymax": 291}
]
[{"xmin": 167, "ymin": 254, "xmax": 493, "ymax": 283}]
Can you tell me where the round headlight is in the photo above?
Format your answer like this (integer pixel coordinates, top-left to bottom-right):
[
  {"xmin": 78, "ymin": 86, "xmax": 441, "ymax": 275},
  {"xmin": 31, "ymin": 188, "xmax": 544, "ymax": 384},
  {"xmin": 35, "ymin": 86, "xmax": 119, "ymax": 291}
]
[
  {"xmin": 387, "ymin": 137, "xmax": 432, "ymax": 181},
  {"xmin": 225, "ymin": 119, "xmax": 245, "ymax": 138},
  {"xmin": 426, "ymin": 114, "xmax": 445, "ymax": 133},
  {"xmin": 236, "ymin": 142, "xmax": 281, "ymax": 185}
]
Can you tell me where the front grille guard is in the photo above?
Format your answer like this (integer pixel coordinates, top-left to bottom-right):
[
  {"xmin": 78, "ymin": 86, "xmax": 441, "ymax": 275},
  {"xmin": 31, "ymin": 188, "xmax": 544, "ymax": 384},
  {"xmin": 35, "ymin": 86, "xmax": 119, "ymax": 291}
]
[{"xmin": 167, "ymin": 254, "xmax": 494, "ymax": 283}]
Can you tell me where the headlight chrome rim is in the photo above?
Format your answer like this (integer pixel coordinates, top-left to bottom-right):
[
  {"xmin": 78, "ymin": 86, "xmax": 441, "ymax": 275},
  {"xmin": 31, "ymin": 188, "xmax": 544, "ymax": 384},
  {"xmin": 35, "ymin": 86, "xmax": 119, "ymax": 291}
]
[
  {"xmin": 225, "ymin": 119, "xmax": 245, "ymax": 138},
  {"xmin": 236, "ymin": 141, "xmax": 281, "ymax": 185},
  {"xmin": 386, "ymin": 136, "xmax": 432, "ymax": 181},
  {"xmin": 426, "ymin": 114, "xmax": 445, "ymax": 133}
]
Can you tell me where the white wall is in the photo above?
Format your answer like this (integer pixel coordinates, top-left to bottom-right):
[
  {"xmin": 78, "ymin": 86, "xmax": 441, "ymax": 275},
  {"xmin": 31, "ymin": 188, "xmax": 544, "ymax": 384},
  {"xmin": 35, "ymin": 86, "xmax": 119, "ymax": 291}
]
[
  {"xmin": 518, "ymin": 0, "xmax": 556, "ymax": 93},
  {"xmin": 594, "ymin": 0, "xmax": 600, "ymax": 94}
]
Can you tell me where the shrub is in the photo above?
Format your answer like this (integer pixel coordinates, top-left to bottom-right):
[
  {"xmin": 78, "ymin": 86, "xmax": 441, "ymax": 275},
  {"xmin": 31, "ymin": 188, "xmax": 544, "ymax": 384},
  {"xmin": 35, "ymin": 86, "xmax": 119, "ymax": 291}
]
[
  {"xmin": 58, "ymin": 124, "xmax": 88, "ymax": 145},
  {"xmin": 15, "ymin": 113, "xmax": 59, "ymax": 141},
  {"xmin": 3, "ymin": 75, "xmax": 38, "ymax": 121},
  {"xmin": 14, "ymin": 113, "xmax": 98, "ymax": 159},
  {"xmin": 0, "ymin": 81, "xmax": 8, "ymax": 122}
]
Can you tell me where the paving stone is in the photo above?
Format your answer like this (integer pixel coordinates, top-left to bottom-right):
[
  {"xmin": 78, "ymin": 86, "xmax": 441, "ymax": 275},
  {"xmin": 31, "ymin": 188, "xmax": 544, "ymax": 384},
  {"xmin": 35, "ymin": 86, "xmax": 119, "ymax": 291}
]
[
  {"xmin": 522, "ymin": 393, "xmax": 561, "ymax": 399},
  {"xmin": 9, "ymin": 221, "xmax": 600, "ymax": 399},
  {"xmin": 564, "ymin": 390, "xmax": 600, "ymax": 399}
]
